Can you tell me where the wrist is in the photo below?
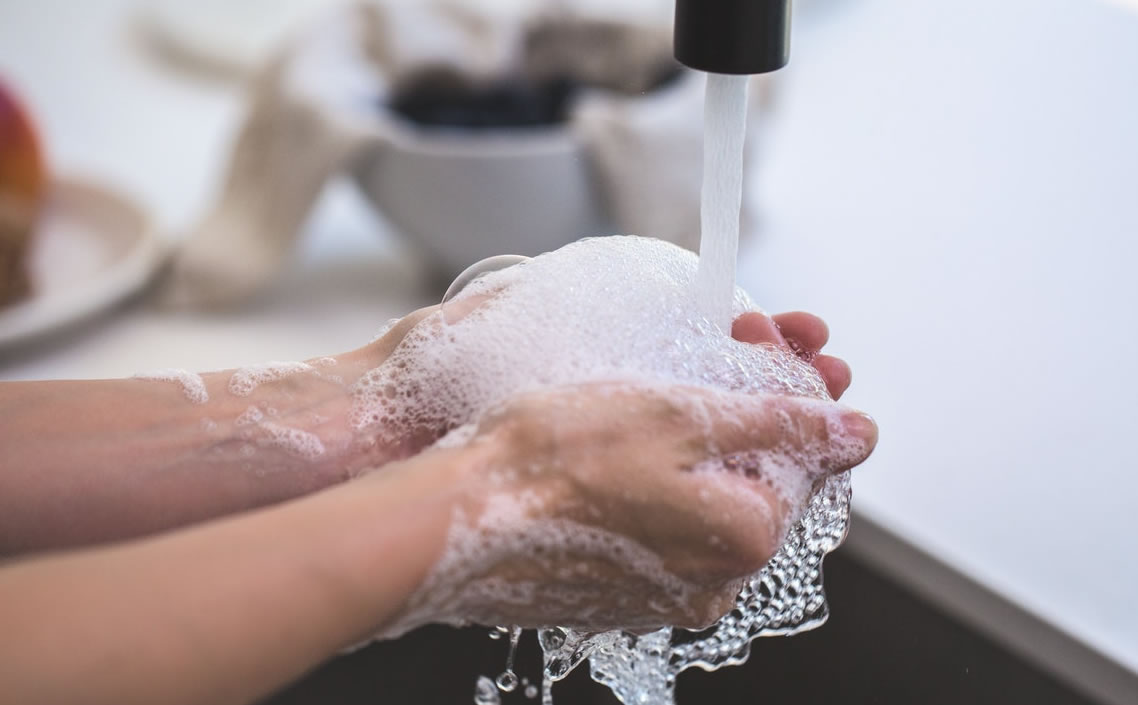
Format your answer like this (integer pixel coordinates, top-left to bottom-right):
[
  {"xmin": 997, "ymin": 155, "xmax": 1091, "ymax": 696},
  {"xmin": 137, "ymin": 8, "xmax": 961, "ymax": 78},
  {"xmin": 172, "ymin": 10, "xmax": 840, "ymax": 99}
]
[
  {"xmin": 314, "ymin": 440, "xmax": 496, "ymax": 643},
  {"xmin": 196, "ymin": 353, "xmax": 383, "ymax": 486}
]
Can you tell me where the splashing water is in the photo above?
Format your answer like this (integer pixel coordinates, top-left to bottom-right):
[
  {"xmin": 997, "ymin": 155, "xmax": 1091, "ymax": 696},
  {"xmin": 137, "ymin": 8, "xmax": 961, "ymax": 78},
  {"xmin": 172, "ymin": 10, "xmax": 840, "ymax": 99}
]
[
  {"xmin": 466, "ymin": 75, "xmax": 853, "ymax": 705},
  {"xmin": 475, "ymin": 676, "xmax": 502, "ymax": 705},
  {"xmin": 533, "ymin": 474, "xmax": 849, "ymax": 704},
  {"xmin": 495, "ymin": 625, "xmax": 523, "ymax": 693}
]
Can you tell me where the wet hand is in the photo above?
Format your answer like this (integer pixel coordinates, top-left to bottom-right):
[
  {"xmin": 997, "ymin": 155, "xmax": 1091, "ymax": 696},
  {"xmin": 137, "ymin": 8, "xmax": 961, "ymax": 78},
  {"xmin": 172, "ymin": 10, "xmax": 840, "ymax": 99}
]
[
  {"xmin": 398, "ymin": 382, "xmax": 877, "ymax": 633},
  {"xmin": 352, "ymin": 306, "xmax": 855, "ymax": 463},
  {"xmin": 733, "ymin": 311, "xmax": 852, "ymax": 400}
]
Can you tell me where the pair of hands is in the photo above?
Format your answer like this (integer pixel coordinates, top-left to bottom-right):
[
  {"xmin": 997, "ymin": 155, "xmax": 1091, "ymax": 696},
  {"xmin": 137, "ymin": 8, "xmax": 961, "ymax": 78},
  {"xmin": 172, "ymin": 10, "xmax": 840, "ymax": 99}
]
[
  {"xmin": 360, "ymin": 307, "xmax": 876, "ymax": 632},
  {"xmin": 0, "ymin": 304, "xmax": 876, "ymax": 705}
]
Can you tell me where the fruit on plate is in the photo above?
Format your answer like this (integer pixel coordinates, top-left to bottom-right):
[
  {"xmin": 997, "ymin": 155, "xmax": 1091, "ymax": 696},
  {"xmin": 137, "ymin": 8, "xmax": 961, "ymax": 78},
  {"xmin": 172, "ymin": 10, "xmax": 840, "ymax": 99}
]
[{"xmin": 0, "ymin": 79, "xmax": 47, "ymax": 307}]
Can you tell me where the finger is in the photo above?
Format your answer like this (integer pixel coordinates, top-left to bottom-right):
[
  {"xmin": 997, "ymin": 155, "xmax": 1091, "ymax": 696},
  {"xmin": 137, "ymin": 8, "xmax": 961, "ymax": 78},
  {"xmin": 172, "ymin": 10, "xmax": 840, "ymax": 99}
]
[
  {"xmin": 680, "ymin": 392, "xmax": 877, "ymax": 576},
  {"xmin": 769, "ymin": 395, "xmax": 877, "ymax": 474},
  {"xmin": 771, "ymin": 311, "xmax": 829, "ymax": 355},
  {"xmin": 731, "ymin": 312, "xmax": 786, "ymax": 346},
  {"xmin": 813, "ymin": 354, "xmax": 852, "ymax": 400},
  {"xmin": 704, "ymin": 392, "xmax": 878, "ymax": 475}
]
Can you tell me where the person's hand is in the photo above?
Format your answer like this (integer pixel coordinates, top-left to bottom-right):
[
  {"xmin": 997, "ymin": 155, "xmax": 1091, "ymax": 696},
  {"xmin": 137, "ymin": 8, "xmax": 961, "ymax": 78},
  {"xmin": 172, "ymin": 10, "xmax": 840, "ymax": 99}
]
[
  {"xmin": 389, "ymin": 381, "xmax": 877, "ymax": 634},
  {"xmin": 733, "ymin": 311, "xmax": 852, "ymax": 400},
  {"xmin": 338, "ymin": 306, "xmax": 857, "ymax": 473}
]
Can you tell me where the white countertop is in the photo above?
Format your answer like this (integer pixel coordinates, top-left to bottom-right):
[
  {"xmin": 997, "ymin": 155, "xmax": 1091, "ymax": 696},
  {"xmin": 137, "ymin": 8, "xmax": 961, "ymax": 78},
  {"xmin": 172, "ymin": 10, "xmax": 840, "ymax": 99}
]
[
  {"xmin": 2, "ymin": 0, "xmax": 1135, "ymax": 685},
  {"xmin": 746, "ymin": 0, "xmax": 1138, "ymax": 677}
]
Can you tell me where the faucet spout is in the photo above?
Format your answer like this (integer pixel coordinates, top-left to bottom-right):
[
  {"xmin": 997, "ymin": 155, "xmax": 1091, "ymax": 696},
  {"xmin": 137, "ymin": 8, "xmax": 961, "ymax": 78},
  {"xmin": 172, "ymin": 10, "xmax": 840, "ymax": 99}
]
[{"xmin": 674, "ymin": 0, "xmax": 792, "ymax": 75}]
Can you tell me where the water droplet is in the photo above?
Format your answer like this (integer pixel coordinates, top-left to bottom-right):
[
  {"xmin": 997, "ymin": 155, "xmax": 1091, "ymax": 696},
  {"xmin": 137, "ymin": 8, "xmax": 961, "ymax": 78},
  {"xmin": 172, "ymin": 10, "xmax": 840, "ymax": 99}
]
[
  {"xmin": 524, "ymin": 684, "xmax": 539, "ymax": 699},
  {"xmin": 505, "ymin": 624, "xmax": 522, "ymax": 671},
  {"xmin": 474, "ymin": 676, "xmax": 500, "ymax": 705},
  {"xmin": 538, "ymin": 628, "xmax": 565, "ymax": 651},
  {"xmin": 496, "ymin": 670, "xmax": 519, "ymax": 693},
  {"xmin": 546, "ymin": 657, "xmax": 569, "ymax": 679}
]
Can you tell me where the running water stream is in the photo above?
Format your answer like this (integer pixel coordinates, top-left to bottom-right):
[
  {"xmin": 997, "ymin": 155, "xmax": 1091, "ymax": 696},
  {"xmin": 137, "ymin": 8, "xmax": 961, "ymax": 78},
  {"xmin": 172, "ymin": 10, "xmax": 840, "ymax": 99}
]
[{"xmin": 694, "ymin": 74, "xmax": 751, "ymax": 330}]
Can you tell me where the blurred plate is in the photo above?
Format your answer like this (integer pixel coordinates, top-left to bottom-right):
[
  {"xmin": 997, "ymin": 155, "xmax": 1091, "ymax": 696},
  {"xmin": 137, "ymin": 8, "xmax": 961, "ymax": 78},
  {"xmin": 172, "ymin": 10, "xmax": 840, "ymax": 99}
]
[{"xmin": 0, "ymin": 177, "xmax": 164, "ymax": 348}]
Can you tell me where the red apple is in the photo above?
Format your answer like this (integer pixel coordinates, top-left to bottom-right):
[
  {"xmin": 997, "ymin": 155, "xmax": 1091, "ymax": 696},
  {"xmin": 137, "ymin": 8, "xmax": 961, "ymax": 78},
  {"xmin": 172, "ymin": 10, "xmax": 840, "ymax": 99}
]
[{"xmin": 0, "ymin": 78, "xmax": 47, "ymax": 305}]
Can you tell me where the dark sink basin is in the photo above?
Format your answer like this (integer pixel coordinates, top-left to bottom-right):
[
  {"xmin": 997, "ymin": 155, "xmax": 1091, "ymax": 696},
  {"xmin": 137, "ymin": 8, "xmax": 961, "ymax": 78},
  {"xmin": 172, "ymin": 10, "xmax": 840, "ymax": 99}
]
[{"xmin": 259, "ymin": 547, "xmax": 1103, "ymax": 705}]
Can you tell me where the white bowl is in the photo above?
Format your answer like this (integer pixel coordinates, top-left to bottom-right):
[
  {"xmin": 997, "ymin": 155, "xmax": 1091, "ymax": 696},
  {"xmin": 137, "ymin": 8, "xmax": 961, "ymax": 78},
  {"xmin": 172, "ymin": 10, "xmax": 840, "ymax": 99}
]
[{"xmin": 352, "ymin": 120, "xmax": 610, "ymax": 277}]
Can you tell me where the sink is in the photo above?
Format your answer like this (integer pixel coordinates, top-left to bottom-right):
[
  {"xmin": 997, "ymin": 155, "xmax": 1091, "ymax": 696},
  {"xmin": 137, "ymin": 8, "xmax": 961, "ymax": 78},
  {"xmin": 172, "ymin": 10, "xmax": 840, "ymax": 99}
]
[{"xmin": 259, "ymin": 542, "xmax": 1109, "ymax": 705}]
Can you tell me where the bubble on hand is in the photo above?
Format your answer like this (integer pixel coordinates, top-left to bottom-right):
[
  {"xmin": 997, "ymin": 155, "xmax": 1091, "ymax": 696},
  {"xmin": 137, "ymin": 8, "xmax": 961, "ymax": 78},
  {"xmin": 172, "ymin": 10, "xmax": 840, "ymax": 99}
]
[
  {"xmin": 228, "ymin": 361, "xmax": 313, "ymax": 397},
  {"xmin": 133, "ymin": 369, "xmax": 209, "ymax": 405}
]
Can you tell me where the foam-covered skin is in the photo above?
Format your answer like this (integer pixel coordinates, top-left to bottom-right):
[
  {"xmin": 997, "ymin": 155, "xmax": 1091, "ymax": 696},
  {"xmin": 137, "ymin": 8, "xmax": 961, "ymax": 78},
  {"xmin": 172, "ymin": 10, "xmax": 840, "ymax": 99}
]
[
  {"xmin": 352, "ymin": 237, "xmax": 850, "ymax": 448},
  {"xmin": 352, "ymin": 236, "xmax": 878, "ymax": 634},
  {"xmin": 383, "ymin": 381, "xmax": 875, "ymax": 635}
]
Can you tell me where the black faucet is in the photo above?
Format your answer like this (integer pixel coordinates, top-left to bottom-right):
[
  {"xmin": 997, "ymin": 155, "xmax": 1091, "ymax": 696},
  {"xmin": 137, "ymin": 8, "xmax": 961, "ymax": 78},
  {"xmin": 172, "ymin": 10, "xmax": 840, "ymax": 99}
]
[{"xmin": 674, "ymin": 0, "xmax": 793, "ymax": 75}]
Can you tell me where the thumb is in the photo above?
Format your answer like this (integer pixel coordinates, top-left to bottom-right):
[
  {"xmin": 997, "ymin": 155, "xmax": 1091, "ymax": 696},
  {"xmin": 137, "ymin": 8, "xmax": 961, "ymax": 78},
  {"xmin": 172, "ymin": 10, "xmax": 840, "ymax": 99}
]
[{"xmin": 708, "ymin": 392, "xmax": 878, "ymax": 478}]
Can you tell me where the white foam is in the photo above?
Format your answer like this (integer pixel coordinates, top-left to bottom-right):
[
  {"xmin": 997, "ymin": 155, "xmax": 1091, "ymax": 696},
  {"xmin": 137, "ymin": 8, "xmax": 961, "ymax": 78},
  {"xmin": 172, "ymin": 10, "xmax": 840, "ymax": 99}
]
[
  {"xmin": 232, "ymin": 404, "xmax": 325, "ymax": 460},
  {"xmin": 384, "ymin": 488, "xmax": 701, "ymax": 639},
  {"xmin": 133, "ymin": 368, "xmax": 209, "ymax": 405},
  {"xmin": 257, "ymin": 421, "xmax": 326, "ymax": 460},
  {"xmin": 228, "ymin": 361, "xmax": 313, "ymax": 397},
  {"xmin": 351, "ymin": 236, "xmax": 827, "ymax": 446},
  {"xmin": 235, "ymin": 405, "xmax": 264, "ymax": 427}
]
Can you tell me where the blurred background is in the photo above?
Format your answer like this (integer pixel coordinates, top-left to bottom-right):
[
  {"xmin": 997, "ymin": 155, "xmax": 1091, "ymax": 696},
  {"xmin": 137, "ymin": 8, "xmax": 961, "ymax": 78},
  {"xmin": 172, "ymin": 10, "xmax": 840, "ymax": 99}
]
[{"xmin": 1, "ymin": 0, "xmax": 1136, "ymax": 703}]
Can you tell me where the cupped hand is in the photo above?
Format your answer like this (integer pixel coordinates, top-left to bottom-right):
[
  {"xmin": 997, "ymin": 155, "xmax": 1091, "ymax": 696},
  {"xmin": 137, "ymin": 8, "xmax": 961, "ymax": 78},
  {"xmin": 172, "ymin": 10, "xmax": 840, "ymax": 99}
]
[
  {"xmin": 353, "ymin": 306, "xmax": 857, "ymax": 466},
  {"xmin": 398, "ymin": 381, "xmax": 878, "ymax": 634}
]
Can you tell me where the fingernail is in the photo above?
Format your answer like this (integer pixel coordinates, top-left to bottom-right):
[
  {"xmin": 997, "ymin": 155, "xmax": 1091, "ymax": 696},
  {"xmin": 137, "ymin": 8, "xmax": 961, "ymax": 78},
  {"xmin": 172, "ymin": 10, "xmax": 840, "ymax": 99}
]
[{"xmin": 841, "ymin": 411, "xmax": 878, "ymax": 445}]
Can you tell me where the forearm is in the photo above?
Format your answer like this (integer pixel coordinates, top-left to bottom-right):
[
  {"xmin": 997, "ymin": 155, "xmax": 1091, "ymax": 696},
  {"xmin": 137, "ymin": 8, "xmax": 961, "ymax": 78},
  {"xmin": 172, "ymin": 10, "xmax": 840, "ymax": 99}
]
[
  {"xmin": 0, "ymin": 348, "xmax": 393, "ymax": 554},
  {"xmin": 0, "ymin": 444, "xmax": 475, "ymax": 705}
]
